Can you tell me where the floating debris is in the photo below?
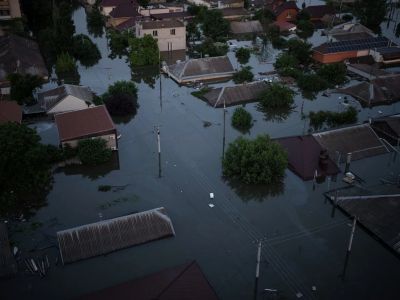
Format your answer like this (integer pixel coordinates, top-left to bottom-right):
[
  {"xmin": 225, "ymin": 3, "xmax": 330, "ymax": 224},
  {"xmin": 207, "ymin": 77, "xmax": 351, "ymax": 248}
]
[{"xmin": 203, "ymin": 121, "xmax": 212, "ymax": 127}]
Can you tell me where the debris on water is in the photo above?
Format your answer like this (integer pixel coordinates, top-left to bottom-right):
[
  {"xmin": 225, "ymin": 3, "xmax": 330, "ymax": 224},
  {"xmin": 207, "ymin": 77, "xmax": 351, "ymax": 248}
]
[
  {"xmin": 312, "ymin": 286, "xmax": 317, "ymax": 291},
  {"xmin": 208, "ymin": 203, "xmax": 215, "ymax": 208},
  {"xmin": 13, "ymin": 246, "xmax": 18, "ymax": 256},
  {"xmin": 203, "ymin": 121, "xmax": 212, "ymax": 127},
  {"xmin": 210, "ymin": 193, "xmax": 214, "ymax": 199},
  {"xmin": 296, "ymin": 292, "xmax": 303, "ymax": 298}
]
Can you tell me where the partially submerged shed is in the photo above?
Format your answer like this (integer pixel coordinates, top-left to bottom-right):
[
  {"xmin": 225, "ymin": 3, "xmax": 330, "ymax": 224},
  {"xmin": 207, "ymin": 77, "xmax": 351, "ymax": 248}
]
[
  {"xmin": 80, "ymin": 261, "xmax": 219, "ymax": 300},
  {"xmin": 312, "ymin": 124, "xmax": 389, "ymax": 163},
  {"xmin": 202, "ymin": 81, "xmax": 267, "ymax": 108},
  {"xmin": 275, "ymin": 135, "xmax": 340, "ymax": 181},
  {"xmin": 165, "ymin": 56, "xmax": 235, "ymax": 84},
  {"xmin": 57, "ymin": 207, "xmax": 175, "ymax": 264}
]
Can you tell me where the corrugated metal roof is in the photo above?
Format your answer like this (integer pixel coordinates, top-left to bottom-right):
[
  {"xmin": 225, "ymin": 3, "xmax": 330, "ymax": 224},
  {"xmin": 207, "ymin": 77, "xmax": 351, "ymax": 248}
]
[
  {"xmin": 57, "ymin": 207, "xmax": 175, "ymax": 264},
  {"xmin": 230, "ymin": 21, "xmax": 263, "ymax": 34}
]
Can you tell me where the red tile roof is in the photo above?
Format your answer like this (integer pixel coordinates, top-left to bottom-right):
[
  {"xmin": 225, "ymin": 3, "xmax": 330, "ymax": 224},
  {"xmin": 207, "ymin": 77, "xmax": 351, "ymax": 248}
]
[
  {"xmin": 273, "ymin": 20, "xmax": 296, "ymax": 31},
  {"xmin": 54, "ymin": 106, "xmax": 116, "ymax": 142},
  {"xmin": 79, "ymin": 261, "xmax": 219, "ymax": 300},
  {"xmin": 0, "ymin": 101, "xmax": 22, "ymax": 124}
]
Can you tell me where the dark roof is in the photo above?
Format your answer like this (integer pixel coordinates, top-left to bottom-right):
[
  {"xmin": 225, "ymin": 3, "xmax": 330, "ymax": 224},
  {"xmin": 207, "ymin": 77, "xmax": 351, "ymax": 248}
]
[
  {"xmin": 57, "ymin": 208, "xmax": 175, "ymax": 264},
  {"xmin": 332, "ymin": 32, "xmax": 374, "ymax": 41},
  {"xmin": 79, "ymin": 261, "xmax": 219, "ymax": 300},
  {"xmin": 376, "ymin": 47, "xmax": 400, "ymax": 60},
  {"xmin": 275, "ymin": 135, "xmax": 340, "ymax": 181},
  {"xmin": 221, "ymin": 7, "xmax": 250, "ymax": 17},
  {"xmin": 372, "ymin": 116, "xmax": 400, "ymax": 142},
  {"xmin": 272, "ymin": 20, "xmax": 296, "ymax": 31},
  {"xmin": 0, "ymin": 101, "xmax": 22, "ymax": 124},
  {"xmin": 313, "ymin": 36, "xmax": 390, "ymax": 55},
  {"xmin": 274, "ymin": 1, "xmax": 298, "ymax": 16},
  {"xmin": 304, "ymin": 5, "xmax": 334, "ymax": 19},
  {"xmin": 0, "ymin": 35, "xmax": 48, "ymax": 81},
  {"xmin": 335, "ymin": 194, "xmax": 400, "ymax": 253},
  {"xmin": 115, "ymin": 16, "xmax": 139, "ymax": 30},
  {"xmin": 141, "ymin": 19, "xmax": 184, "ymax": 29},
  {"xmin": 203, "ymin": 81, "xmax": 267, "ymax": 107},
  {"xmin": 312, "ymin": 124, "xmax": 389, "ymax": 162},
  {"xmin": 54, "ymin": 105, "xmax": 116, "ymax": 142},
  {"xmin": 151, "ymin": 11, "xmax": 191, "ymax": 20},
  {"xmin": 37, "ymin": 84, "xmax": 93, "ymax": 112},
  {"xmin": 230, "ymin": 20, "xmax": 263, "ymax": 34},
  {"xmin": 100, "ymin": 0, "xmax": 132, "ymax": 7},
  {"xmin": 109, "ymin": 2, "xmax": 139, "ymax": 18}
]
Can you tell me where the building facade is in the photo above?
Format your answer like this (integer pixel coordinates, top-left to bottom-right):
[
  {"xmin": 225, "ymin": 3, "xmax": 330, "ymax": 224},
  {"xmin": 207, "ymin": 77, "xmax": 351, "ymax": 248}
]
[{"xmin": 0, "ymin": 0, "xmax": 21, "ymax": 20}]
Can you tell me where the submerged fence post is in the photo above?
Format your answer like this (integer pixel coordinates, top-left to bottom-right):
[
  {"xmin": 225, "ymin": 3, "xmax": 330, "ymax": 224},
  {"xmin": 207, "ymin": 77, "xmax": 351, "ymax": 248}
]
[{"xmin": 345, "ymin": 152, "xmax": 352, "ymax": 173}]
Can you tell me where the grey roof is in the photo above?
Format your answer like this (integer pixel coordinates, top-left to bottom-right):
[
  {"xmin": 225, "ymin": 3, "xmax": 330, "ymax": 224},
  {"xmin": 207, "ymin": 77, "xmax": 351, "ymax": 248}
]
[
  {"xmin": 37, "ymin": 84, "xmax": 93, "ymax": 112},
  {"xmin": 313, "ymin": 36, "xmax": 390, "ymax": 55},
  {"xmin": 327, "ymin": 22, "xmax": 374, "ymax": 38},
  {"xmin": 141, "ymin": 19, "xmax": 184, "ymax": 30},
  {"xmin": 312, "ymin": 123, "xmax": 389, "ymax": 162},
  {"xmin": 230, "ymin": 20, "xmax": 263, "ymax": 34},
  {"xmin": 57, "ymin": 207, "xmax": 175, "ymax": 264},
  {"xmin": 203, "ymin": 81, "xmax": 267, "ymax": 107},
  {"xmin": 0, "ymin": 34, "xmax": 48, "ymax": 81},
  {"xmin": 167, "ymin": 56, "xmax": 235, "ymax": 82}
]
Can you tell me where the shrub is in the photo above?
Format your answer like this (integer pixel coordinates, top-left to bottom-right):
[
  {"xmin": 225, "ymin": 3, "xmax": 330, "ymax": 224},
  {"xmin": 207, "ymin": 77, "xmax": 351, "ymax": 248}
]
[
  {"xmin": 236, "ymin": 47, "xmax": 251, "ymax": 65},
  {"xmin": 72, "ymin": 34, "xmax": 101, "ymax": 67},
  {"xmin": 77, "ymin": 138, "xmax": 112, "ymax": 166},
  {"xmin": 233, "ymin": 66, "xmax": 254, "ymax": 84},
  {"xmin": 129, "ymin": 34, "xmax": 159, "ymax": 66},
  {"xmin": 222, "ymin": 135, "xmax": 288, "ymax": 184},
  {"xmin": 309, "ymin": 107, "xmax": 358, "ymax": 129},
  {"xmin": 197, "ymin": 38, "xmax": 228, "ymax": 57},
  {"xmin": 274, "ymin": 53, "xmax": 299, "ymax": 77},
  {"xmin": 317, "ymin": 63, "xmax": 347, "ymax": 87},
  {"xmin": 7, "ymin": 73, "xmax": 44, "ymax": 105},
  {"xmin": 103, "ymin": 81, "xmax": 138, "ymax": 116},
  {"xmin": 260, "ymin": 83, "xmax": 295, "ymax": 109},
  {"xmin": 297, "ymin": 73, "xmax": 328, "ymax": 95},
  {"xmin": 232, "ymin": 107, "xmax": 253, "ymax": 131},
  {"xmin": 286, "ymin": 38, "xmax": 312, "ymax": 65}
]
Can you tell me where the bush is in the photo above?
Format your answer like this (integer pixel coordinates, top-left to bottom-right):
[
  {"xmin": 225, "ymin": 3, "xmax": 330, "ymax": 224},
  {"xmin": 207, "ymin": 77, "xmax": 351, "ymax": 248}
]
[
  {"xmin": 342, "ymin": 14, "xmax": 353, "ymax": 22},
  {"xmin": 236, "ymin": 47, "xmax": 251, "ymax": 65},
  {"xmin": 222, "ymin": 135, "xmax": 288, "ymax": 184},
  {"xmin": 107, "ymin": 29, "xmax": 131, "ymax": 59},
  {"xmin": 286, "ymin": 38, "xmax": 312, "ymax": 65},
  {"xmin": 55, "ymin": 52, "xmax": 80, "ymax": 84},
  {"xmin": 77, "ymin": 138, "xmax": 112, "ymax": 166},
  {"xmin": 233, "ymin": 66, "xmax": 254, "ymax": 84},
  {"xmin": 309, "ymin": 107, "xmax": 358, "ymax": 129},
  {"xmin": 232, "ymin": 107, "xmax": 253, "ymax": 131},
  {"xmin": 103, "ymin": 81, "xmax": 138, "ymax": 116},
  {"xmin": 72, "ymin": 34, "xmax": 101, "ymax": 67},
  {"xmin": 297, "ymin": 73, "xmax": 328, "ymax": 95},
  {"xmin": 7, "ymin": 73, "xmax": 44, "ymax": 105},
  {"xmin": 129, "ymin": 34, "xmax": 159, "ymax": 66},
  {"xmin": 260, "ymin": 83, "xmax": 295, "ymax": 109},
  {"xmin": 296, "ymin": 20, "xmax": 314, "ymax": 39},
  {"xmin": 317, "ymin": 63, "xmax": 347, "ymax": 87},
  {"xmin": 274, "ymin": 53, "xmax": 299, "ymax": 77},
  {"xmin": 197, "ymin": 38, "xmax": 228, "ymax": 57}
]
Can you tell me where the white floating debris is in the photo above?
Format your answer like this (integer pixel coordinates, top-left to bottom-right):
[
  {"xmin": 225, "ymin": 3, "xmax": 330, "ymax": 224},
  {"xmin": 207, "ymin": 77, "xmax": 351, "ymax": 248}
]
[
  {"xmin": 312, "ymin": 286, "xmax": 317, "ymax": 291},
  {"xmin": 208, "ymin": 203, "xmax": 215, "ymax": 208},
  {"xmin": 117, "ymin": 134, "xmax": 122, "ymax": 140},
  {"xmin": 296, "ymin": 292, "xmax": 303, "ymax": 298},
  {"xmin": 13, "ymin": 247, "xmax": 18, "ymax": 256},
  {"xmin": 209, "ymin": 193, "xmax": 214, "ymax": 199}
]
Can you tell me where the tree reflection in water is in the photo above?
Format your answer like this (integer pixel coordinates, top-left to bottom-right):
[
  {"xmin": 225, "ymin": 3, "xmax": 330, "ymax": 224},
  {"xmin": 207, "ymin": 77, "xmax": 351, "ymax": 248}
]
[
  {"xmin": 131, "ymin": 66, "xmax": 159, "ymax": 89},
  {"xmin": 257, "ymin": 103, "xmax": 293, "ymax": 123}
]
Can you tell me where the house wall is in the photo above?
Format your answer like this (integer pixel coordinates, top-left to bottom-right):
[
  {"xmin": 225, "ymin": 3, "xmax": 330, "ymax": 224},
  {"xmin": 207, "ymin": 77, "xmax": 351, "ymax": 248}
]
[
  {"xmin": 218, "ymin": 1, "xmax": 244, "ymax": 9},
  {"xmin": 62, "ymin": 133, "xmax": 118, "ymax": 150},
  {"xmin": 276, "ymin": 9, "xmax": 297, "ymax": 22},
  {"xmin": 139, "ymin": 6, "xmax": 183, "ymax": 16},
  {"xmin": 48, "ymin": 95, "xmax": 92, "ymax": 115},
  {"xmin": 186, "ymin": 0, "xmax": 211, "ymax": 8},
  {"xmin": 313, "ymin": 50, "xmax": 359, "ymax": 63},
  {"xmin": 137, "ymin": 26, "xmax": 186, "ymax": 51}
]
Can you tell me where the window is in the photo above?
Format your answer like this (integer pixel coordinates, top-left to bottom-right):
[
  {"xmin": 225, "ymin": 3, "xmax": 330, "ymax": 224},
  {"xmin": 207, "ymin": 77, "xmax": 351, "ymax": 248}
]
[
  {"xmin": 153, "ymin": 30, "xmax": 158, "ymax": 36},
  {"xmin": 170, "ymin": 29, "xmax": 175, "ymax": 35}
]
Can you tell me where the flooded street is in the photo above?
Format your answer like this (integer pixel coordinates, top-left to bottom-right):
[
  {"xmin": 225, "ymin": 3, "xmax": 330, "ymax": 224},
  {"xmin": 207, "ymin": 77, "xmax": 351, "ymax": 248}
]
[{"xmin": 2, "ymin": 5, "xmax": 400, "ymax": 300}]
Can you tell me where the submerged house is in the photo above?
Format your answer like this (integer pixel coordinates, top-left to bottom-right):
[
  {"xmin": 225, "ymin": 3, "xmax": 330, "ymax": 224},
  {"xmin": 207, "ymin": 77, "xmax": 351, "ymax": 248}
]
[
  {"xmin": 271, "ymin": 1, "xmax": 299, "ymax": 23},
  {"xmin": 54, "ymin": 105, "xmax": 117, "ymax": 150},
  {"xmin": 164, "ymin": 56, "xmax": 235, "ymax": 84},
  {"xmin": 370, "ymin": 47, "xmax": 400, "ymax": 65},
  {"xmin": 304, "ymin": 5, "xmax": 335, "ymax": 28}
]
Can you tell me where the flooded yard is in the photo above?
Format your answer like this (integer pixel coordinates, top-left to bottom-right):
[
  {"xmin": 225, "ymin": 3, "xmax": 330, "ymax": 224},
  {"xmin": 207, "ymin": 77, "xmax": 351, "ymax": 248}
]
[{"xmin": 2, "ymin": 4, "xmax": 400, "ymax": 300}]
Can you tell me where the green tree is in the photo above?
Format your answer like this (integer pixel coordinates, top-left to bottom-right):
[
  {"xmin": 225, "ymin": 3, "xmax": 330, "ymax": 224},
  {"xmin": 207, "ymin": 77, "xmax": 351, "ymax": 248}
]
[
  {"xmin": 309, "ymin": 107, "xmax": 358, "ymax": 130},
  {"xmin": 297, "ymin": 73, "xmax": 328, "ymax": 97},
  {"xmin": 197, "ymin": 38, "xmax": 228, "ymax": 57},
  {"xmin": 107, "ymin": 29, "xmax": 131, "ymax": 59},
  {"xmin": 138, "ymin": 0, "xmax": 149, "ymax": 8},
  {"xmin": 296, "ymin": 20, "xmax": 314, "ymax": 39},
  {"xmin": 0, "ymin": 123, "xmax": 53, "ymax": 217},
  {"xmin": 286, "ymin": 38, "xmax": 312, "ymax": 65},
  {"xmin": 72, "ymin": 34, "xmax": 101, "ymax": 67},
  {"xmin": 87, "ymin": 4, "xmax": 105, "ymax": 37},
  {"xmin": 260, "ymin": 83, "xmax": 295, "ymax": 109},
  {"xmin": 77, "ymin": 138, "xmax": 112, "ymax": 166},
  {"xmin": 317, "ymin": 63, "xmax": 347, "ymax": 87},
  {"xmin": 236, "ymin": 47, "xmax": 251, "ymax": 65},
  {"xmin": 253, "ymin": 8, "xmax": 275, "ymax": 25},
  {"xmin": 7, "ymin": 74, "xmax": 44, "ymax": 105},
  {"xmin": 102, "ymin": 81, "xmax": 139, "ymax": 116},
  {"xmin": 297, "ymin": 9, "xmax": 311, "ymax": 21},
  {"xmin": 202, "ymin": 10, "xmax": 230, "ymax": 41},
  {"xmin": 187, "ymin": 4, "xmax": 208, "ymax": 21},
  {"xmin": 129, "ymin": 34, "xmax": 159, "ymax": 66},
  {"xmin": 187, "ymin": 21, "xmax": 201, "ymax": 41},
  {"xmin": 354, "ymin": 0, "xmax": 387, "ymax": 33},
  {"xmin": 55, "ymin": 52, "xmax": 80, "ymax": 84},
  {"xmin": 233, "ymin": 66, "xmax": 254, "ymax": 84},
  {"xmin": 274, "ymin": 53, "xmax": 299, "ymax": 77},
  {"xmin": 53, "ymin": 1, "xmax": 75, "ymax": 55},
  {"xmin": 222, "ymin": 135, "xmax": 288, "ymax": 184},
  {"xmin": 232, "ymin": 107, "xmax": 253, "ymax": 132}
]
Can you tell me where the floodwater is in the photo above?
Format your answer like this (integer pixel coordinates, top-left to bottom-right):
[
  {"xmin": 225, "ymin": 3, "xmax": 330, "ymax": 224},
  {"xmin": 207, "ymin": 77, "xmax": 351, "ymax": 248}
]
[{"xmin": 2, "ymin": 5, "xmax": 400, "ymax": 300}]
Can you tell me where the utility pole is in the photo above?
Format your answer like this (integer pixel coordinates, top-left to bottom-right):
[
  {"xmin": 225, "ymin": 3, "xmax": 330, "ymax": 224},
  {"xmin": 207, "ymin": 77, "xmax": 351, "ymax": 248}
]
[
  {"xmin": 254, "ymin": 241, "xmax": 262, "ymax": 300},
  {"xmin": 159, "ymin": 49, "xmax": 163, "ymax": 111},
  {"xmin": 156, "ymin": 126, "xmax": 161, "ymax": 178},
  {"xmin": 222, "ymin": 99, "xmax": 226, "ymax": 160},
  {"xmin": 347, "ymin": 217, "xmax": 357, "ymax": 253}
]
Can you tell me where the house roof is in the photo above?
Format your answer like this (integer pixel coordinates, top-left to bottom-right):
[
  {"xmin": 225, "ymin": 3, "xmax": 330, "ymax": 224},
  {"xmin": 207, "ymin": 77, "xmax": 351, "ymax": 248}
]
[
  {"xmin": 203, "ymin": 81, "xmax": 267, "ymax": 107},
  {"xmin": 100, "ymin": 0, "xmax": 132, "ymax": 7},
  {"xmin": 230, "ymin": 20, "xmax": 263, "ymax": 34},
  {"xmin": 304, "ymin": 5, "xmax": 334, "ymax": 19},
  {"xmin": 150, "ymin": 11, "xmax": 191, "ymax": 20},
  {"xmin": 0, "ymin": 35, "xmax": 48, "ymax": 81},
  {"xmin": 221, "ymin": 7, "xmax": 250, "ymax": 17},
  {"xmin": 115, "ymin": 16, "xmax": 139, "ymax": 30},
  {"xmin": 313, "ymin": 36, "xmax": 390, "ymax": 55},
  {"xmin": 272, "ymin": 20, "xmax": 296, "ymax": 31},
  {"xmin": 167, "ymin": 56, "xmax": 235, "ymax": 81},
  {"xmin": 79, "ymin": 261, "xmax": 219, "ymax": 300},
  {"xmin": 312, "ymin": 123, "xmax": 389, "ymax": 162},
  {"xmin": 37, "ymin": 84, "xmax": 93, "ymax": 112},
  {"xmin": 372, "ymin": 116, "xmax": 400, "ymax": 141},
  {"xmin": 141, "ymin": 19, "xmax": 184, "ymax": 30},
  {"xmin": 375, "ymin": 47, "xmax": 400, "ymax": 60},
  {"xmin": 57, "ymin": 207, "xmax": 175, "ymax": 264},
  {"xmin": 275, "ymin": 135, "xmax": 340, "ymax": 181},
  {"xmin": 0, "ymin": 101, "xmax": 22, "ymax": 124},
  {"xmin": 274, "ymin": 1, "xmax": 298, "ymax": 16},
  {"xmin": 327, "ymin": 22, "xmax": 374, "ymax": 37},
  {"xmin": 54, "ymin": 105, "xmax": 116, "ymax": 142},
  {"xmin": 109, "ymin": 2, "xmax": 139, "ymax": 18}
]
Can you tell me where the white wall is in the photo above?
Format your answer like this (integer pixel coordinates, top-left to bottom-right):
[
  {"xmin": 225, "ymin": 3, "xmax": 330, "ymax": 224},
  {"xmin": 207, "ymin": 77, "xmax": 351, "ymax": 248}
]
[{"xmin": 48, "ymin": 95, "xmax": 92, "ymax": 114}]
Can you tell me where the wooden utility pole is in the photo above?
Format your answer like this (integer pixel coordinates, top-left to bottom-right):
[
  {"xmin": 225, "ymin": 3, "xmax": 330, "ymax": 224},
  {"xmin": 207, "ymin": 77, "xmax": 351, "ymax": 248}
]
[
  {"xmin": 254, "ymin": 241, "xmax": 262, "ymax": 300},
  {"xmin": 347, "ymin": 217, "xmax": 357, "ymax": 253}
]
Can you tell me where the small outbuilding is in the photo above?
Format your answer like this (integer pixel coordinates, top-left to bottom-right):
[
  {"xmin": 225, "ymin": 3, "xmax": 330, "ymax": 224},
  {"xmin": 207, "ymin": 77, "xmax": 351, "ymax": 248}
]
[{"xmin": 230, "ymin": 20, "xmax": 263, "ymax": 35}]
